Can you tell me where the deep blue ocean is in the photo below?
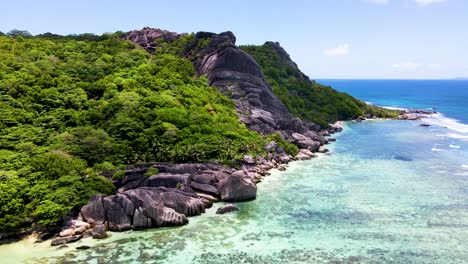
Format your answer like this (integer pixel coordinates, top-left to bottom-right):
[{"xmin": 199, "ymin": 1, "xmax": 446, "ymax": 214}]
[
  {"xmin": 1, "ymin": 80, "xmax": 467, "ymax": 263},
  {"xmin": 319, "ymin": 79, "xmax": 468, "ymax": 127}
]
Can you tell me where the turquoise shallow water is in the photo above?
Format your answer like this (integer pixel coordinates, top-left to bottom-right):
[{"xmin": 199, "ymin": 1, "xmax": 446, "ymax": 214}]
[{"xmin": 4, "ymin": 119, "xmax": 467, "ymax": 264}]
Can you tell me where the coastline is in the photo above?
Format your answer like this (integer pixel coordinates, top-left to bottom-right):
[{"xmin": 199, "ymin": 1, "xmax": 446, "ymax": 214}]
[
  {"xmin": 0, "ymin": 106, "xmax": 431, "ymax": 248},
  {"xmin": 2, "ymin": 113, "xmax": 468, "ymax": 263},
  {"xmin": 0, "ymin": 113, "xmax": 415, "ymax": 246},
  {"xmin": 0, "ymin": 123, "xmax": 346, "ymax": 263}
]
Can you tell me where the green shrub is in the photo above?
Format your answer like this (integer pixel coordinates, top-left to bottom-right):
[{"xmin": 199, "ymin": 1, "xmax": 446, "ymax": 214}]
[
  {"xmin": 266, "ymin": 133, "xmax": 299, "ymax": 156},
  {"xmin": 112, "ymin": 170, "xmax": 125, "ymax": 179},
  {"xmin": 144, "ymin": 167, "xmax": 159, "ymax": 177}
]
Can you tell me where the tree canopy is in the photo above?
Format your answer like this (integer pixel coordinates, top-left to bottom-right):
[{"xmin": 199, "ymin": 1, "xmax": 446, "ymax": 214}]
[{"xmin": 0, "ymin": 34, "xmax": 267, "ymax": 233}]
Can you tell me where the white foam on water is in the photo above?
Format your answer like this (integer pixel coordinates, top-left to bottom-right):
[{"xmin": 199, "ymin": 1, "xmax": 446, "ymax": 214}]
[
  {"xmin": 449, "ymin": 144, "xmax": 461, "ymax": 149},
  {"xmin": 422, "ymin": 113, "xmax": 468, "ymax": 134},
  {"xmin": 383, "ymin": 106, "xmax": 408, "ymax": 111},
  {"xmin": 432, "ymin": 148, "xmax": 443, "ymax": 152},
  {"xmin": 446, "ymin": 133, "xmax": 468, "ymax": 140},
  {"xmin": 462, "ymin": 164, "xmax": 468, "ymax": 169}
]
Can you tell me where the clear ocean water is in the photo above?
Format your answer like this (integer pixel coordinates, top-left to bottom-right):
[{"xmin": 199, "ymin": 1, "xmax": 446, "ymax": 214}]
[{"xmin": 1, "ymin": 80, "xmax": 467, "ymax": 264}]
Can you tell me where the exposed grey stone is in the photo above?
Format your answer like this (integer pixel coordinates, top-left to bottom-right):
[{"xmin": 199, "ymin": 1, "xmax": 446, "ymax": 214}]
[
  {"xmin": 218, "ymin": 171, "xmax": 257, "ymax": 202},
  {"xmin": 318, "ymin": 146, "xmax": 329, "ymax": 153},
  {"xmin": 76, "ymin": 245, "xmax": 91, "ymax": 250},
  {"xmin": 243, "ymin": 155, "xmax": 255, "ymax": 164},
  {"xmin": 291, "ymin": 133, "xmax": 320, "ymax": 151},
  {"xmin": 74, "ymin": 226, "xmax": 87, "ymax": 235},
  {"xmin": 216, "ymin": 203, "xmax": 240, "ymax": 214},
  {"xmin": 90, "ymin": 224, "xmax": 108, "ymax": 239},
  {"xmin": 51, "ymin": 235, "xmax": 82, "ymax": 246},
  {"xmin": 103, "ymin": 194, "xmax": 133, "ymax": 231},
  {"xmin": 59, "ymin": 228, "xmax": 75, "ymax": 237},
  {"xmin": 141, "ymin": 173, "xmax": 190, "ymax": 189},
  {"xmin": 80, "ymin": 194, "xmax": 106, "ymax": 226},
  {"xmin": 190, "ymin": 181, "xmax": 219, "ymax": 196},
  {"xmin": 192, "ymin": 174, "xmax": 215, "ymax": 185}
]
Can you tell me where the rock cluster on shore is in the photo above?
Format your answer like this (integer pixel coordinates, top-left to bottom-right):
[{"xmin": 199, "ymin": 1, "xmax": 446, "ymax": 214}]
[
  {"xmin": 52, "ymin": 123, "xmax": 342, "ymax": 245},
  {"xmin": 397, "ymin": 109, "xmax": 436, "ymax": 120}
]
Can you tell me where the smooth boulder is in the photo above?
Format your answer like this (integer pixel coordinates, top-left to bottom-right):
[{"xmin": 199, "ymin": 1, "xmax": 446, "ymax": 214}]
[
  {"xmin": 291, "ymin": 133, "xmax": 320, "ymax": 151},
  {"xmin": 103, "ymin": 194, "xmax": 134, "ymax": 231},
  {"xmin": 90, "ymin": 224, "xmax": 108, "ymax": 239},
  {"xmin": 81, "ymin": 187, "xmax": 205, "ymax": 232},
  {"xmin": 51, "ymin": 235, "xmax": 82, "ymax": 246},
  {"xmin": 218, "ymin": 171, "xmax": 257, "ymax": 202},
  {"xmin": 80, "ymin": 194, "xmax": 106, "ymax": 225}
]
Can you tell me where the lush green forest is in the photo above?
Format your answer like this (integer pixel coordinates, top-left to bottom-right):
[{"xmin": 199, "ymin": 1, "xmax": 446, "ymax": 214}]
[
  {"xmin": 0, "ymin": 31, "xmax": 397, "ymax": 235},
  {"xmin": 241, "ymin": 43, "xmax": 398, "ymax": 127},
  {"xmin": 0, "ymin": 33, "xmax": 270, "ymax": 233}
]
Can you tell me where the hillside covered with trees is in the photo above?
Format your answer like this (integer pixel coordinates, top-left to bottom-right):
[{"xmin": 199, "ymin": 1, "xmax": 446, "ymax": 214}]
[
  {"xmin": 241, "ymin": 42, "xmax": 398, "ymax": 127},
  {"xmin": 0, "ymin": 33, "xmax": 273, "ymax": 234},
  {"xmin": 0, "ymin": 30, "xmax": 398, "ymax": 235}
]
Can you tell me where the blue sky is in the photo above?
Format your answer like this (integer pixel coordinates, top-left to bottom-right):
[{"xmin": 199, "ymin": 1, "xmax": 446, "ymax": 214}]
[{"xmin": 1, "ymin": 0, "xmax": 467, "ymax": 79}]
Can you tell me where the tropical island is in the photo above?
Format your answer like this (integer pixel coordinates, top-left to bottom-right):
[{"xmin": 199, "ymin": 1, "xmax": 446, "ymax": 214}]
[{"xmin": 0, "ymin": 28, "xmax": 399, "ymax": 245}]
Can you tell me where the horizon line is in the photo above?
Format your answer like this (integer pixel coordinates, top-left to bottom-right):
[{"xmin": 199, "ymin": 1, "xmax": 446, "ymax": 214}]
[{"xmin": 314, "ymin": 78, "xmax": 468, "ymax": 81}]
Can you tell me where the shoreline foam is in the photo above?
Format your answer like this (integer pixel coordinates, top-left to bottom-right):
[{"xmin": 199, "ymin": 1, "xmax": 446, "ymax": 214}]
[
  {"xmin": 380, "ymin": 104, "xmax": 468, "ymax": 138},
  {"xmin": 421, "ymin": 113, "xmax": 468, "ymax": 133}
]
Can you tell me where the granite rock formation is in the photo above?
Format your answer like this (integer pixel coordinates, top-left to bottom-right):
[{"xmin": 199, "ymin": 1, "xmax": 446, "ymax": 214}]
[
  {"xmin": 80, "ymin": 187, "xmax": 204, "ymax": 231},
  {"xmin": 51, "ymin": 28, "xmax": 343, "ymax": 246},
  {"xmin": 121, "ymin": 28, "xmax": 328, "ymax": 149}
]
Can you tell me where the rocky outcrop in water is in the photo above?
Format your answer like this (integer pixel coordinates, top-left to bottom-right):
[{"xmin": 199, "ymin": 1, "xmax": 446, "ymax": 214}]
[{"xmin": 216, "ymin": 204, "xmax": 240, "ymax": 214}]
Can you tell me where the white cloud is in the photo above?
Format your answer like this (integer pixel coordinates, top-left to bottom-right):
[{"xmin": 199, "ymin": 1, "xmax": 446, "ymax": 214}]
[
  {"xmin": 392, "ymin": 61, "xmax": 420, "ymax": 70},
  {"xmin": 414, "ymin": 0, "xmax": 448, "ymax": 6},
  {"xmin": 324, "ymin": 44, "xmax": 350, "ymax": 56}
]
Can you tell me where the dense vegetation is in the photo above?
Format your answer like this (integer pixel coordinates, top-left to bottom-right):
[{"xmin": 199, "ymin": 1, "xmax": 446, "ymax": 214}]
[
  {"xmin": 241, "ymin": 43, "xmax": 399, "ymax": 127},
  {"xmin": 0, "ymin": 30, "xmax": 397, "ymax": 235},
  {"xmin": 0, "ymin": 33, "xmax": 268, "ymax": 233}
]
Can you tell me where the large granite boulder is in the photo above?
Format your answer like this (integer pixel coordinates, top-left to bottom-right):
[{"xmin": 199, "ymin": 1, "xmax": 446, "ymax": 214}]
[
  {"xmin": 217, "ymin": 171, "xmax": 257, "ymax": 202},
  {"xmin": 123, "ymin": 29, "xmax": 307, "ymax": 135},
  {"xmin": 80, "ymin": 187, "xmax": 207, "ymax": 231},
  {"xmin": 103, "ymin": 194, "xmax": 133, "ymax": 231},
  {"xmin": 291, "ymin": 133, "xmax": 321, "ymax": 151},
  {"xmin": 124, "ymin": 188, "xmax": 188, "ymax": 227},
  {"xmin": 295, "ymin": 149, "xmax": 316, "ymax": 160},
  {"xmin": 121, "ymin": 27, "xmax": 185, "ymax": 53},
  {"xmin": 190, "ymin": 181, "xmax": 219, "ymax": 196},
  {"xmin": 278, "ymin": 117, "xmax": 306, "ymax": 133},
  {"xmin": 89, "ymin": 224, "xmax": 108, "ymax": 239},
  {"xmin": 303, "ymin": 131, "xmax": 328, "ymax": 145},
  {"xmin": 80, "ymin": 194, "xmax": 106, "ymax": 225},
  {"xmin": 141, "ymin": 173, "xmax": 190, "ymax": 188}
]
